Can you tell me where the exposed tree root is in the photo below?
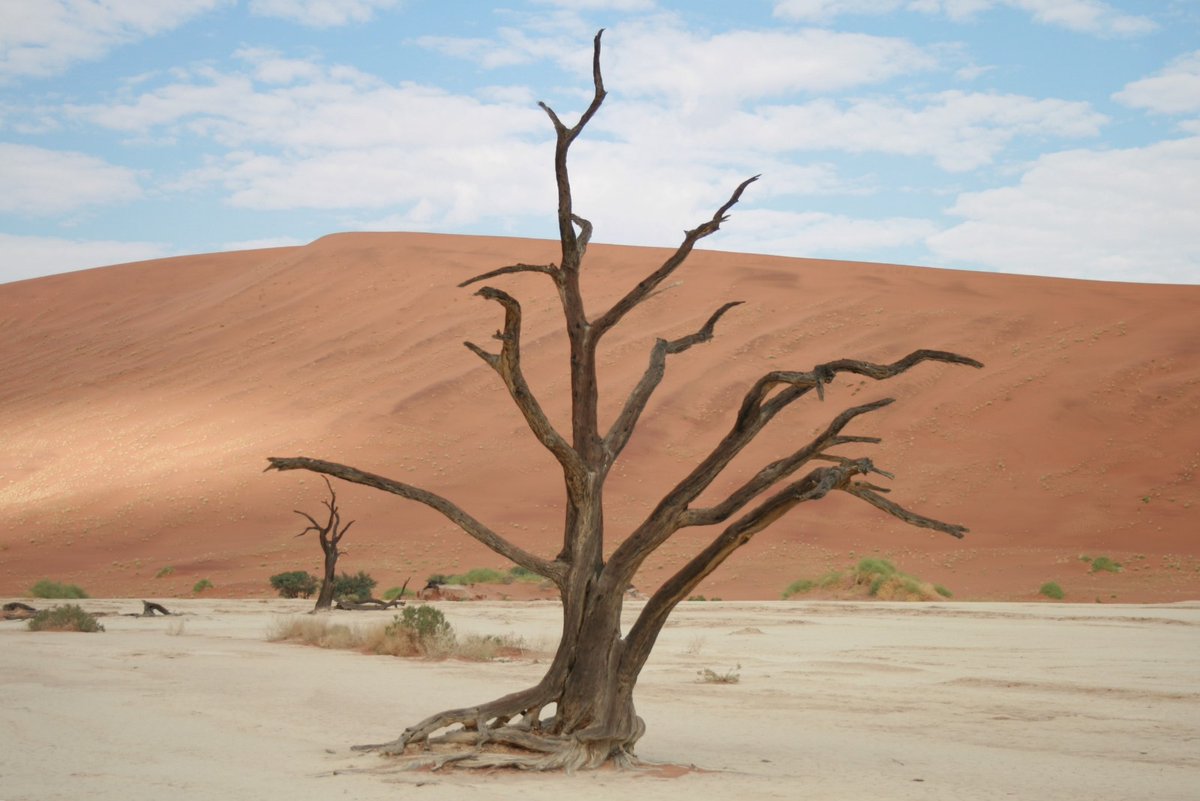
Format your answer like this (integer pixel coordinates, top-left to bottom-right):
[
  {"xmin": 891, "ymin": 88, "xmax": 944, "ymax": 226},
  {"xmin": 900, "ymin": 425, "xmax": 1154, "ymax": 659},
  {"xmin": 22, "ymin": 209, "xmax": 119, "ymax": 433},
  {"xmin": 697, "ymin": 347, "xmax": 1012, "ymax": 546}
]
[
  {"xmin": 352, "ymin": 689, "xmax": 646, "ymax": 772},
  {"xmin": 356, "ymin": 728, "xmax": 644, "ymax": 772}
]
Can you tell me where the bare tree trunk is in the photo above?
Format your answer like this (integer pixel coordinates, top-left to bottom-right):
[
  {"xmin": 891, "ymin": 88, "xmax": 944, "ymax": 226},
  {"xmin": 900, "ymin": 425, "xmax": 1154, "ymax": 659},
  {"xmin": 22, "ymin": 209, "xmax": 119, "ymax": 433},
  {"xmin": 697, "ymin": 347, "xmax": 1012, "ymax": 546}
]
[
  {"xmin": 314, "ymin": 543, "xmax": 337, "ymax": 611},
  {"xmin": 267, "ymin": 29, "xmax": 981, "ymax": 770},
  {"xmin": 291, "ymin": 477, "xmax": 354, "ymax": 612}
]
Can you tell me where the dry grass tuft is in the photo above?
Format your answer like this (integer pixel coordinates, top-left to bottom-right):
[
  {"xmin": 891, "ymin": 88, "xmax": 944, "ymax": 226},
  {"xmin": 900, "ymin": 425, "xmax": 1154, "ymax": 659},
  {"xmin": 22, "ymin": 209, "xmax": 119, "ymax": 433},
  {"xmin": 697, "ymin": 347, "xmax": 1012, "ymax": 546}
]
[
  {"xmin": 697, "ymin": 665, "xmax": 741, "ymax": 684},
  {"xmin": 267, "ymin": 611, "xmax": 531, "ymax": 661}
]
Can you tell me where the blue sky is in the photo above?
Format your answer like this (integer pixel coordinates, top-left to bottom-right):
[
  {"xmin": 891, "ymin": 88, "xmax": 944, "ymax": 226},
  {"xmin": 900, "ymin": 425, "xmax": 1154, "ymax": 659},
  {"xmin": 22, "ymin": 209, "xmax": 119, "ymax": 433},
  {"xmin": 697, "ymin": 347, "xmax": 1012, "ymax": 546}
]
[{"xmin": 1, "ymin": 0, "xmax": 1197, "ymax": 284}]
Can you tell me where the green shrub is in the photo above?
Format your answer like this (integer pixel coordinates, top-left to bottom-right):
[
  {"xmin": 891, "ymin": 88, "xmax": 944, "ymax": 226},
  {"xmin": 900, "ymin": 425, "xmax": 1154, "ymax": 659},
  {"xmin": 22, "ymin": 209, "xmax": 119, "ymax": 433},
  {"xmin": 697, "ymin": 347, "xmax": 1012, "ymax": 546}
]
[
  {"xmin": 1039, "ymin": 582, "xmax": 1065, "ymax": 600},
  {"xmin": 270, "ymin": 570, "xmax": 319, "ymax": 599},
  {"xmin": 934, "ymin": 584, "xmax": 953, "ymax": 598},
  {"xmin": 29, "ymin": 579, "xmax": 89, "ymax": 599},
  {"xmin": 193, "ymin": 578, "xmax": 213, "ymax": 594},
  {"xmin": 155, "ymin": 566, "xmax": 174, "ymax": 579},
  {"xmin": 382, "ymin": 585, "xmax": 415, "ymax": 600},
  {"xmin": 392, "ymin": 604, "xmax": 454, "ymax": 644},
  {"xmin": 332, "ymin": 570, "xmax": 376, "ymax": 601},
  {"xmin": 1089, "ymin": 556, "xmax": 1122, "ymax": 574},
  {"xmin": 507, "ymin": 566, "xmax": 544, "ymax": 581},
  {"xmin": 28, "ymin": 604, "xmax": 104, "ymax": 632},
  {"xmin": 782, "ymin": 580, "xmax": 815, "ymax": 598},
  {"xmin": 853, "ymin": 558, "xmax": 898, "ymax": 592}
]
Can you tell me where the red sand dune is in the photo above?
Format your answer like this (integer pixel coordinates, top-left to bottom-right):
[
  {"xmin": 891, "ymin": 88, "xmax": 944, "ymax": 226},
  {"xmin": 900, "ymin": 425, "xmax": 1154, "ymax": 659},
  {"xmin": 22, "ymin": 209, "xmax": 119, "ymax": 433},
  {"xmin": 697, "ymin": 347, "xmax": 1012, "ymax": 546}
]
[{"xmin": 1, "ymin": 232, "xmax": 1197, "ymax": 602}]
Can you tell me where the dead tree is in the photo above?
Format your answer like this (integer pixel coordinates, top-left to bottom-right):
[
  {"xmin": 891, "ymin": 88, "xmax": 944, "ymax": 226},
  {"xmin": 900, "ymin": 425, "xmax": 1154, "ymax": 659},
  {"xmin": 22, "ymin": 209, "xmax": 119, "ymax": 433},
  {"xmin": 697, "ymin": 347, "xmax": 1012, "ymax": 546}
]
[
  {"xmin": 293, "ymin": 476, "xmax": 355, "ymax": 611},
  {"xmin": 267, "ymin": 30, "xmax": 982, "ymax": 770}
]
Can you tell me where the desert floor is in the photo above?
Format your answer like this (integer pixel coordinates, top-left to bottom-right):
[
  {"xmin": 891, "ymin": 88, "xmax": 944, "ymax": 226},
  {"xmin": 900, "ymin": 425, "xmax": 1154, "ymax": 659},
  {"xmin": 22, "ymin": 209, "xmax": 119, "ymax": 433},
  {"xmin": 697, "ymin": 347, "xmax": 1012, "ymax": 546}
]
[{"xmin": 2, "ymin": 598, "xmax": 1198, "ymax": 801}]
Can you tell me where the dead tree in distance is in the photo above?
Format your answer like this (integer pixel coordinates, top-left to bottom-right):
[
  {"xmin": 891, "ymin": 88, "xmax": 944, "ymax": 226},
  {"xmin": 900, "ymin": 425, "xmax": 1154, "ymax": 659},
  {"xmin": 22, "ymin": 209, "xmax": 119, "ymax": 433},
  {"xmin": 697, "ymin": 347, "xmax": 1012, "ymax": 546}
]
[
  {"xmin": 268, "ymin": 30, "xmax": 982, "ymax": 770},
  {"xmin": 293, "ymin": 476, "xmax": 354, "ymax": 611}
]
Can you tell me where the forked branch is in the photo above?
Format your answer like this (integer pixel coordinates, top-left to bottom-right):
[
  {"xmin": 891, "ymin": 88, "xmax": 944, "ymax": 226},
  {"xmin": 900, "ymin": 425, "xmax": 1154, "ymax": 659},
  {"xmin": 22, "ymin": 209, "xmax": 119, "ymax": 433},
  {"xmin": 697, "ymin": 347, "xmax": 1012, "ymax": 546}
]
[
  {"xmin": 603, "ymin": 301, "xmax": 743, "ymax": 465},
  {"xmin": 591, "ymin": 175, "xmax": 759, "ymax": 340},
  {"xmin": 607, "ymin": 349, "xmax": 981, "ymax": 579},
  {"xmin": 620, "ymin": 457, "xmax": 969, "ymax": 677},
  {"xmin": 680, "ymin": 397, "xmax": 895, "ymax": 527},
  {"xmin": 539, "ymin": 29, "xmax": 606, "ymax": 268},
  {"xmin": 266, "ymin": 456, "xmax": 563, "ymax": 584},
  {"xmin": 464, "ymin": 286, "xmax": 580, "ymax": 473}
]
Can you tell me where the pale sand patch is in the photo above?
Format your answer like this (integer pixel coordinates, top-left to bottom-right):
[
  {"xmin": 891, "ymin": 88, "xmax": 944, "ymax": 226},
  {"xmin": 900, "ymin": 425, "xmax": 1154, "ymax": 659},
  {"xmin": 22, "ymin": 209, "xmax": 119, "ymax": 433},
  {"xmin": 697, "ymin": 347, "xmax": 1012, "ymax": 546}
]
[{"xmin": 2, "ymin": 598, "xmax": 1197, "ymax": 800}]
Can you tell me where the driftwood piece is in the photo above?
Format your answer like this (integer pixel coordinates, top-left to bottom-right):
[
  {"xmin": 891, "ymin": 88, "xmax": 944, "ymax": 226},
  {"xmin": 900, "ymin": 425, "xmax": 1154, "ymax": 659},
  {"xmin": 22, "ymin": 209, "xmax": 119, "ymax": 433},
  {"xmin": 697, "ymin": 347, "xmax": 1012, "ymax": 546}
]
[
  {"xmin": 334, "ymin": 597, "xmax": 405, "ymax": 611},
  {"xmin": 2, "ymin": 601, "xmax": 37, "ymax": 620},
  {"xmin": 141, "ymin": 600, "xmax": 173, "ymax": 616}
]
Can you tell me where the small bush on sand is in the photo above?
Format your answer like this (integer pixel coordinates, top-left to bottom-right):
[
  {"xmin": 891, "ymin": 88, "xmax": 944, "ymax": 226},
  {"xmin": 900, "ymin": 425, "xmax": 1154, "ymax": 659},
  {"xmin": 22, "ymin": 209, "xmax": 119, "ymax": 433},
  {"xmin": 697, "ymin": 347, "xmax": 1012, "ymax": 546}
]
[
  {"xmin": 193, "ymin": 578, "xmax": 213, "ymax": 594},
  {"xmin": 782, "ymin": 579, "xmax": 815, "ymax": 598},
  {"xmin": 155, "ymin": 566, "xmax": 174, "ymax": 578},
  {"xmin": 782, "ymin": 570, "xmax": 844, "ymax": 598},
  {"xmin": 784, "ymin": 559, "xmax": 946, "ymax": 601},
  {"xmin": 697, "ymin": 665, "xmax": 741, "ymax": 684},
  {"xmin": 1089, "ymin": 556, "xmax": 1122, "ymax": 574},
  {"xmin": 382, "ymin": 585, "xmax": 415, "ymax": 600},
  {"xmin": 853, "ymin": 558, "xmax": 898, "ymax": 593},
  {"xmin": 1039, "ymin": 582, "xmax": 1065, "ymax": 600},
  {"xmin": 270, "ymin": 570, "xmax": 319, "ymax": 599},
  {"xmin": 458, "ymin": 567, "xmax": 508, "ymax": 584},
  {"xmin": 395, "ymin": 604, "xmax": 453, "ymax": 643},
  {"xmin": 332, "ymin": 570, "xmax": 376, "ymax": 601},
  {"xmin": 28, "ymin": 604, "xmax": 104, "ymax": 632},
  {"xmin": 507, "ymin": 565, "xmax": 545, "ymax": 582},
  {"xmin": 29, "ymin": 579, "xmax": 89, "ymax": 599}
]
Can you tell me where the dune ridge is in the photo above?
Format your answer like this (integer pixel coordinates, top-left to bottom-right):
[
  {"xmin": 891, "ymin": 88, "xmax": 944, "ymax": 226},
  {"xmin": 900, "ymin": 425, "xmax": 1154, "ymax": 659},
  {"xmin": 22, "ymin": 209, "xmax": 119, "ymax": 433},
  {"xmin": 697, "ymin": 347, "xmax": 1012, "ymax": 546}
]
[{"xmin": 1, "ymin": 232, "xmax": 1197, "ymax": 601}]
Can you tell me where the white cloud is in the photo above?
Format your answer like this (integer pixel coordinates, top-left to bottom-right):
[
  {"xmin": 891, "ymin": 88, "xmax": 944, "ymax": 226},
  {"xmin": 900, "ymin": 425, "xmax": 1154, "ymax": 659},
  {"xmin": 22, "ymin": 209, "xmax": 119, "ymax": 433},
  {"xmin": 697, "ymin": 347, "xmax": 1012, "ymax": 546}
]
[
  {"xmin": 774, "ymin": 0, "xmax": 1156, "ymax": 36},
  {"xmin": 219, "ymin": 235, "xmax": 306, "ymax": 251},
  {"xmin": 247, "ymin": 0, "xmax": 401, "ymax": 27},
  {"xmin": 0, "ymin": 233, "xmax": 170, "ymax": 283},
  {"xmin": 1004, "ymin": 0, "xmax": 1156, "ymax": 36},
  {"xmin": 1114, "ymin": 51, "xmax": 1200, "ymax": 116},
  {"xmin": 928, "ymin": 137, "xmax": 1200, "ymax": 283},
  {"xmin": 0, "ymin": 0, "xmax": 224, "ymax": 81},
  {"xmin": 606, "ymin": 26, "xmax": 934, "ymax": 107},
  {"xmin": 75, "ymin": 55, "xmax": 546, "ymax": 154},
  {"xmin": 773, "ymin": 0, "xmax": 905, "ymax": 21},
  {"xmin": 599, "ymin": 90, "xmax": 1105, "ymax": 172},
  {"xmin": 420, "ymin": 22, "xmax": 935, "ymax": 107},
  {"xmin": 534, "ymin": 0, "xmax": 655, "ymax": 9},
  {"xmin": 0, "ymin": 143, "xmax": 142, "ymax": 214}
]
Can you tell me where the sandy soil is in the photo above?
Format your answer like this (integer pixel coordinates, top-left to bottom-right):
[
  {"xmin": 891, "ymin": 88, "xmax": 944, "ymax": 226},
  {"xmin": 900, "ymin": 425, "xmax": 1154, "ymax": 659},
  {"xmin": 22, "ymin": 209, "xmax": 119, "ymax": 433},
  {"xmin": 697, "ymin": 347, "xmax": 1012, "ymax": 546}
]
[
  {"xmin": 1, "ymin": 233, "xmax": 1198, "ymax": 603},
  {"xmin": 2, "ymin": 598, "xmax": 1197, "ymax": 800}
]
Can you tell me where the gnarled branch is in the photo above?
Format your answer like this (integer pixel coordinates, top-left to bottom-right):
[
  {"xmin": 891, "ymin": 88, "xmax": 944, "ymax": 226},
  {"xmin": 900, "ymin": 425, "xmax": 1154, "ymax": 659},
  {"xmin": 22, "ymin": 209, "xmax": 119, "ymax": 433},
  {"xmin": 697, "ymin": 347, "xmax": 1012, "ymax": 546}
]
[
  {"xmin": 843, "ymin": 481, "xmax": 967, "ymax": 538},
  {"xmin": 606, "ymin": 349, "xmax": 981, "ymax": 581},
  {"xmin": 539, "ymin": 29, "xmax": 606, "ymax": 269},
  {"xmin": 265, "ymin": 456, "xmax": 563, "ymax": 584},
  {"xmin": 458, "ymin": 263, "xmax": 559, "ymax": 289},
  {"xmin": 591, "ymin": 175, "xmax": 759, "ymax": 341},
  {"xmin": 463, "ymin": 286, "xmax": 580, "ymax": 473},
  {"xmin": 680, "ymin": 397, "xmax": 895, "ymax": 527},
  {"xmin": 620, "ymin": 456, "xmax": 968, "ymax": 679},
  {"xmin": 603, "ymin": 301, "xmax": 743, "ymax": 466}
]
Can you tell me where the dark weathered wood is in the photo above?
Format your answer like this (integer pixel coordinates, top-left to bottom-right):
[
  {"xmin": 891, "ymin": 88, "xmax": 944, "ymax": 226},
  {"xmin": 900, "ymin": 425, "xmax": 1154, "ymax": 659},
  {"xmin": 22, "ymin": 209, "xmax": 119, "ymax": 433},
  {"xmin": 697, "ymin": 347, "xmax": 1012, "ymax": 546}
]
[
  {"xmin": 288, "ymin": 476, "xmax": 356, "ymax": 611},
  {"xmin": 141, "ymin": 600, "xmax": 172, "ymax": 616},
  {"xmin": 334, "ymin": 597, "xmax": 404, "ymax": 610},
  {"xmin": 267, "ymin": 457, "xmax": 562, "ymax": 584},
  {"xmin": 266, "ymin": 29, "xmax": 982, "ymax": 771}
]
